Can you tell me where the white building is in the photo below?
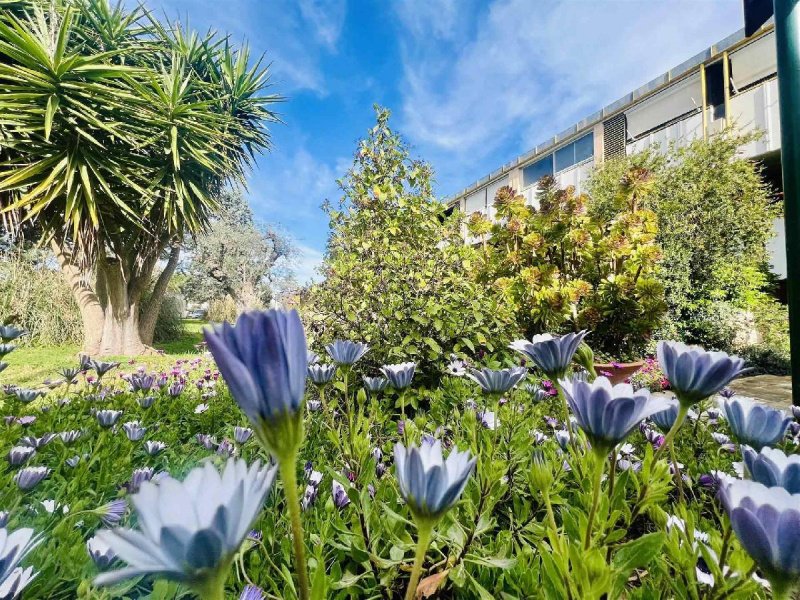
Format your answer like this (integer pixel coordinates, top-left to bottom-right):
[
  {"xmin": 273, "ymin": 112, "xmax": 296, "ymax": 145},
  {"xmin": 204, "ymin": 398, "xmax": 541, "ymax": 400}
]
[{"xmin": 447, "ymin": 22, "xmax": 786, "ymax": 281}]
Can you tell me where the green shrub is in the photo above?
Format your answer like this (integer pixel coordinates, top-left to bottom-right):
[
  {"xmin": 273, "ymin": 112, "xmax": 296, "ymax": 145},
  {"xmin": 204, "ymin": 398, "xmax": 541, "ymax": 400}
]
[
  {"xmin": 681, "ymin": 300, "xmax": 740, "ymax": 351},
  {"xmin": 208, "ymin": 296, "xmax": 239, "ymax": 324},
  {"xmin": 152, "ymin": 293, "xmax": 186, "ymax": 343},
  {"xmin": 469, "ymin": 172, "xmax": 666, "ymax": 360},
  {"xmin": 737, "ymin": 343, "xmax": 791, "ymax": 375},
  {"xmin": 304, "ymin": 107, "xmax": 516, "ymax": 378},
  {"xmin": 0, "ymin": 241, "xmax": 188, "ymax": 347},
  {"xmin": 752, "ymin": 298, "xmax": 791, "ymax": 353},
  {"xmin": 587, "ymin": 131, "xmax": 780, "ymax": 350},
  {"xmin": 0, "ymin": 245, "xmax": 82, "ymax": 346}
]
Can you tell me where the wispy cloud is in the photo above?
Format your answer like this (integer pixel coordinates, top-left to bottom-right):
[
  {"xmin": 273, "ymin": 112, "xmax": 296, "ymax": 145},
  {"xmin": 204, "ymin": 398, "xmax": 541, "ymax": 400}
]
[
  {"xmin": 248, "ymin": 146, "xmax": 344, "ymax": 220},
  {"xmin": 244, "ymin": 141, "xmax": 347, "ymax": 270},
  {"xmin": 393, "ymin": 0, "xmax": 743, "ymax": 193},
  {"xmin": 292, "ymin": 243, "xmax": 325, "ymax": 285},
  {"xmin": 298, "ymin": 0, "xmax": 347, "ymax": 51},
  {"xmin": 141, "ymin": 0, "xmax": 346, "ymax": 95}
]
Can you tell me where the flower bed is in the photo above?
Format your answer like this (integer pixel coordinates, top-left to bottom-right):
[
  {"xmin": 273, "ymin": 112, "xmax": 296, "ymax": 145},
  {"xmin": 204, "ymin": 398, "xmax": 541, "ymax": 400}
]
[{"xmin": 0, "ymin": 317, "xmax": 795, "ymax": 599}]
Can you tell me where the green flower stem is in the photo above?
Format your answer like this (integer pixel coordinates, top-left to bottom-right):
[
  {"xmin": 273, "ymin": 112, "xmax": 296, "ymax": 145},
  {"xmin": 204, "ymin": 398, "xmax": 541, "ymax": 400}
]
[
  {"xmin": 717, "ymin": 520, "xmax": 732, "ymax": 574},
  {"xmin": 404, "ymin": 521, "xmax": 433, "ymax": 600},
  {"xmin": 654, "ymin": 403, "xmax": 690, "ymax": 461},
  {"xmin": 584, "ymin": 449, "xmax": 606, "ymax": 550},
  {"xmin": 770, "ymin": 578, "xmax": 797, "ymax": 600},
  {"xmin": 193, "ymin": 567, "xmax": 228, "ymax": 600},
  {"xmin": 279, "ymin": 459, "xmax": 311, "ymax": 600},
  {"xmin": 342, "ymin": 368, "xmax": 358, "ymax": 458},
  {"xmin": 542, "ymin": 488, "xmax": 562, "ymax": 554},
  {"xmin": 607, "ymin": 449, "xmax": 618, "ymax": 502},
  {"xmin": 669, "ymin": 441, "xmax": 685, "ymax": 502},
  {"xmin": 552, "ymin": 379, "xmax": 571, "ymax": 436},
  {"xmin": 400, "ymin": 389, "xmax": 408, "ymax": 444}
]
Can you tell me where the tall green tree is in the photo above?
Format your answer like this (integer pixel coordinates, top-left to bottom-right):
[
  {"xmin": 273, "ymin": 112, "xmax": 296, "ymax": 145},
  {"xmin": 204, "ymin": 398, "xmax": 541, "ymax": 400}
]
[
  {"xmin": 305, "ymin": 107, "xmax": 515, "ymax": 377},
  {"xmin": 0, "ymin": 0, "xmax": 280, "ymax": 354},
  {"xmin": 181, "ymin": 190, "xmax": 294, "ymax": 314}
]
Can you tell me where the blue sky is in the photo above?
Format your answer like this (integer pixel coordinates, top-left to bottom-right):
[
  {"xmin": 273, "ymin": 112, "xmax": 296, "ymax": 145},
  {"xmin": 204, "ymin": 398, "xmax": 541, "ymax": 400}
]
[{"xmin": 141, "ymin": 0, "xmax": 744, "ymax": 283}]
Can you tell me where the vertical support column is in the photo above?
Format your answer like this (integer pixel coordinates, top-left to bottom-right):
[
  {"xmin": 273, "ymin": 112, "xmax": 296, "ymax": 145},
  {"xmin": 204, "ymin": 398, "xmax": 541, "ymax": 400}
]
[
  {"xmin": 774, "ymin": 0, "xmax": 800, "ymax": 405},
  {"xmin": 593, "ymin": 122, "xmax": 605, "ymax": 165}
]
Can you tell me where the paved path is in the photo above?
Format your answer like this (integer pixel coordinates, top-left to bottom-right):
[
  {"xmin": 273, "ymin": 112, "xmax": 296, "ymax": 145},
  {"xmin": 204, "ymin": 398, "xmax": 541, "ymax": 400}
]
[{"xmin": 729, "ymin": 375, "xmax": 793, "ymax": 409}]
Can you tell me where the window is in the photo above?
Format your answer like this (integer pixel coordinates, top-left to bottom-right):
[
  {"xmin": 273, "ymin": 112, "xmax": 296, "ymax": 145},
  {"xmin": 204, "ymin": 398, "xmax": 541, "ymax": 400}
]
[
  {"xmin": 625, "ymin": 72, "xmax": 702, "ymax": 138},
  {"xmin": 704, "ymin": 60, "xmax": 727, "ymax": 121},
  {"xmin": 522, "ymin": 133, "xmax": 595, "ymax": 187},
  {"xmin": 522, "ymin": 156, "xmax": 553, "ymax": 187},
  {"xmin": 554, "ymin": 144, "xmax": 574, "ymax": 172},
  {"xmin": 554, "ymin": 132, "xmax": 594, "ymax": 173},
  {"xmin": 573, "ymin": 132, "xmax": 594, "ymax": 164}
]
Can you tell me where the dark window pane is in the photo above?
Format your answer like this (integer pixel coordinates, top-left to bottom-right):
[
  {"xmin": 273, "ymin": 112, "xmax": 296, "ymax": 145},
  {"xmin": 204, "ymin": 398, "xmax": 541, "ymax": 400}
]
[
  {"xmin": 554, "ymin": 143, "xmax": 575, "ymax": 172},
  {"xmin": 574, "ymin": 132, "xmax": 594, "ymax": 163},
  {"xmin": 706, "ymin": 60, "xmax": 725, "ymax": 108},
  {"xmin": 522, "ymin": 155, "xmax": 553, "ymax": 187}
]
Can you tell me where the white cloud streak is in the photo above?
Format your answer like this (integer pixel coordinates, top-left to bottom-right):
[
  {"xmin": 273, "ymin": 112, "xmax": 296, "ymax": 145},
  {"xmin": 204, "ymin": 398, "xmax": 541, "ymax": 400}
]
[
  {"xmin": 394, "ymin": 0, "xmax": 743, "ymax": 191},
  {"xmin": 292, "ymin": 243, "xmax": 325, "ymax": 285},
  {"xmin": 140, "ymin": 0, "xmax": 346, "ymax": 94}
]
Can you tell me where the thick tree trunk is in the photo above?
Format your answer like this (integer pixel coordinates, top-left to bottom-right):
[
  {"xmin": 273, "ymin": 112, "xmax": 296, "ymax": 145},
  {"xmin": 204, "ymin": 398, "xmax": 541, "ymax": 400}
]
[
  {"xmin": 139, "ymin": 243, "xmax": 181, "ymax": 346},
  {"xmin": 95, "ymin": 254, "xmax": 148, "ymax": 356},
  {"xmin": 51, "ymin": 239, "xmax": 106, "ymax": 355},
  {"xmin": 52, "ymin": 238, "xmax": 177, "ymax": 357}
]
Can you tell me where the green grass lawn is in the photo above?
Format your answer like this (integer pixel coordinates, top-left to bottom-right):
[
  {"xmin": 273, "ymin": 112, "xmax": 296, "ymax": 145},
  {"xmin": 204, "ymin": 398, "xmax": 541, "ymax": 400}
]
[{"xmin": 4, "ymin": 319, "xmax": 209, "ymax": 387}]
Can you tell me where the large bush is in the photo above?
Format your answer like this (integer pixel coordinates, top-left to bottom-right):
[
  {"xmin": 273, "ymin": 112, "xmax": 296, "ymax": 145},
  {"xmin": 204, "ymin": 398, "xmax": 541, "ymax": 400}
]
[
  {"xmin": 587, "ymin": 131, "xmax": 784, "ymax": 353},
  {"xmin": 0, "ymin": 243, "xmax": 82, "ymax": 346},
  {"xmin": 151, "ymin": 294, "xmax": 186, "ymax": 344},
  {"xmin": 469, "ymin": 174, "xmax": 666, "ymax": 360},
  {"xmin": 304, "ymin": 108, "xmax": 515, "ymax": 376}
]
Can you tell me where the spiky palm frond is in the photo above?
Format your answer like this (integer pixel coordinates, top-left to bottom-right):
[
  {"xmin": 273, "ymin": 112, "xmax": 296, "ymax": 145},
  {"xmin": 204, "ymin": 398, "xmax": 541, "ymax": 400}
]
[{"xmin": 0, "ymin": 0, "xmax": 280, "ymax": 263}]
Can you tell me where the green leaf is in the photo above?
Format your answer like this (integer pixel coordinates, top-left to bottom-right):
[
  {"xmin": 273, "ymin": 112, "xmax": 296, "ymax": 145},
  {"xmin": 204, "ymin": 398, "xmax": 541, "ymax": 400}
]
[
  {"xmin": 44, "ymin": 93, "xmax": 58, "ymax": 141},
  {"xmin": 466, "ymin": 572, "xmax": 496, "ymax": 600},
  {"xmin": 611, "ymin": 531, "xmax": 666, "ymax": 577},
  {"xmin": 423, "ymin": 337, "xmax": 442, "ymax": 354},
  {"xmin": 464, "ymin": 554, "xmax": 516, "ymax": 569},
  {"xmin": 310, "ymin": 560, "xmax": 327, "ymax": 600}
]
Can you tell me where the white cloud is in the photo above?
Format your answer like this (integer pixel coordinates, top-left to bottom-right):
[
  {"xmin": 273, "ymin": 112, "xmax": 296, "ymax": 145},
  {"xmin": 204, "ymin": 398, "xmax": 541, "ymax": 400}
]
[
  {"xmin": 243, "ymin": 141, "xmax": 346, "ymax": 281},
  {"xmin": 394, "ymin": 0, "xmax": 743, "ymax": 186},
  {"xmin": 293, "ymin": 243, "xmax": 325, "ymax": 285},
  {"xmin": 140, "ymin": 0, "xmax": 346, "ymax": 95},
  {"xmin": 393, "ymin": 0, "xmax": 473, "ymax": 42},
  {"xmin": 298, "ymin": 0, "xmax": 347, "ymax": 51},
  {"xmin": 248, "ymin": 146, "xmax": 343, "ymax": 221}
]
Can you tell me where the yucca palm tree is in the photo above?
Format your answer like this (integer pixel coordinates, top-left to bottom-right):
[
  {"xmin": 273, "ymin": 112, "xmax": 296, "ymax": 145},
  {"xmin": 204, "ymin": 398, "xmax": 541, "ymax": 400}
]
[{"xmin": 0, "ymin": 0, "xmax": 280, "ymax": 355}]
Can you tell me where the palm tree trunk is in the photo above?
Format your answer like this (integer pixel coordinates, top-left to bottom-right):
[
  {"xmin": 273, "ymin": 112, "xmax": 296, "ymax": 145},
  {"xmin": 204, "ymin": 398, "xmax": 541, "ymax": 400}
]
[
  {"xmin": 50, "ymin": 239, "xmax": 105, "ymax": 355},
  {"xmin": 52, "ymin": 239, "xmax": 175, "ymax": 356},
  {"xmin": 139, "ymin": 243, "xmax": 181, "ymax": 345}
]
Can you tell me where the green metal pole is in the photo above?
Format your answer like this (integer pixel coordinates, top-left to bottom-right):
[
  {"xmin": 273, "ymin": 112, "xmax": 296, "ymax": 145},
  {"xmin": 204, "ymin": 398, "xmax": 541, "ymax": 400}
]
[{"xmin": 774, "ymin": 0, "xmax": 800, "ymax": 405}]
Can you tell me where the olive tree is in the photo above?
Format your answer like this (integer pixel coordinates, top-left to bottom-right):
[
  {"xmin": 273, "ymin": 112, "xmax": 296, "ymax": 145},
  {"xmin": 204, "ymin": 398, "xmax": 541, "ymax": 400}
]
[
  {"xmin": 0, "ymin": 0, "xmax": 280, "ymax": 354},
  {"xmin": 181, "ymin": 191, "xmax": 294, "ymax": 314}
]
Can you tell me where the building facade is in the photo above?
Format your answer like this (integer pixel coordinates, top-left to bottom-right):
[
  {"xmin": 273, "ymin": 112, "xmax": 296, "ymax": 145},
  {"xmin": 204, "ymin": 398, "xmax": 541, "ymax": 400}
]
[{"xmin": 447, "ymin": 22, "xmax": 786, "ymax": 279}]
